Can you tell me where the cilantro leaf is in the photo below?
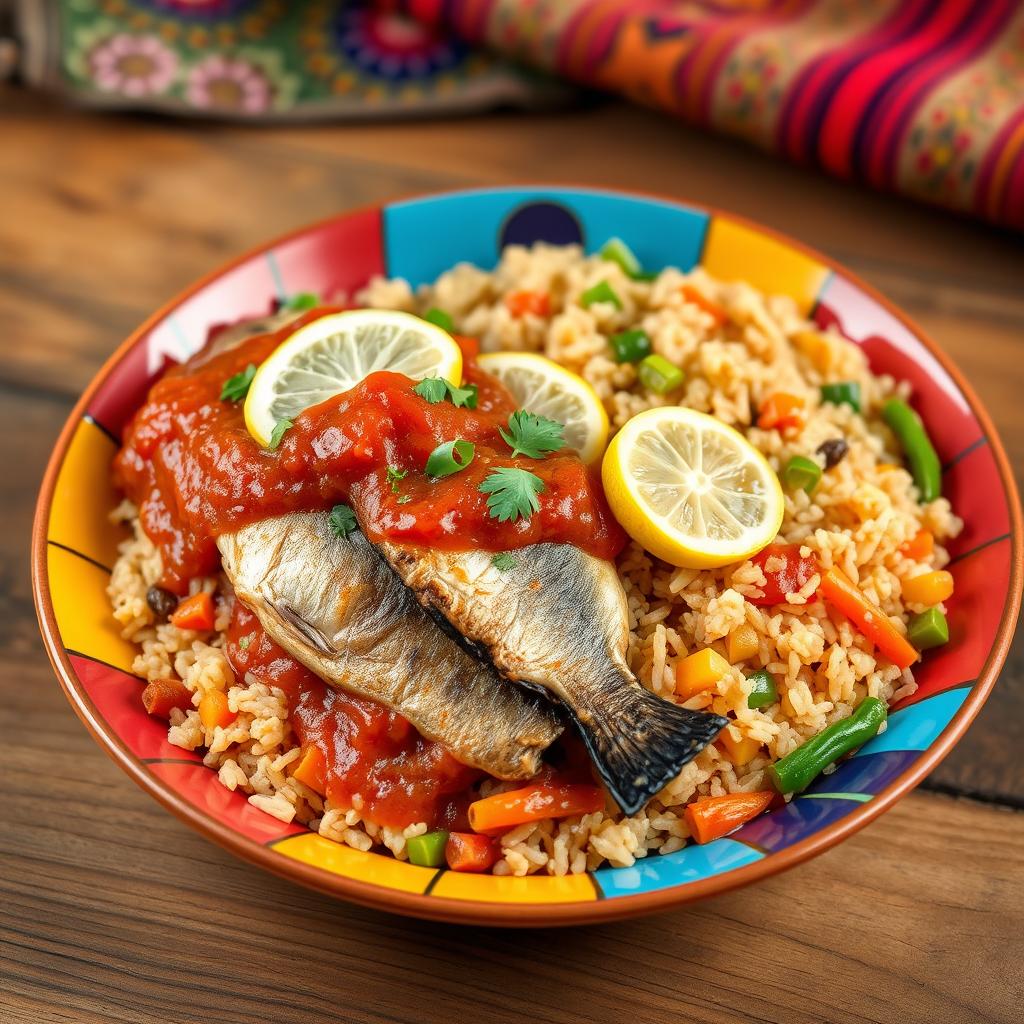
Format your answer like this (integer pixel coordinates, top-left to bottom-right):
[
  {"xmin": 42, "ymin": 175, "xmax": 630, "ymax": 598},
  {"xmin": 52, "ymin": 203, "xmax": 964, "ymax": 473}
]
[
  {"xmin": 499, "ymin": 410, "xmax": 565, "ymax": 460},
  {"xmin": 220, "ymin": 363, "xmax": 257, "ymax": 403},
  {"xmin": 397, "ymin": 494, "xmax": 412, "ymax": 505},
  {"xmin": 386, "ymin": 465, "xmax": 408, "ymax": 495},
  {"xmin": 491, "ymin": 552, "xmax": 517, "ymax": 571},
  {"xmin": 478, "ymin": 468, "xmax": 544, "ymax": 523},
  {"xmin": 413, "ymin": 377, "xmax": 478, "ymax": 410},
  {"xmin": 238, "ymin": 636, "xmax": 250, "ymax": 650},
  {"xmin": 328, "ymin": 503, "xmax": 358, "ymax": 538},
  {"xmin": 268, "ymin": 418, "xmax": 293, "ymax": 450}
]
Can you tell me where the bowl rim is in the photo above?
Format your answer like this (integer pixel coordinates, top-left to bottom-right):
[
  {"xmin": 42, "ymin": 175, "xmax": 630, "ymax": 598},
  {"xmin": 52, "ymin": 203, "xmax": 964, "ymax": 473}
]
[{"xmin": 31, "ymin": 184, "xmax": 1023, "ymax": 927}]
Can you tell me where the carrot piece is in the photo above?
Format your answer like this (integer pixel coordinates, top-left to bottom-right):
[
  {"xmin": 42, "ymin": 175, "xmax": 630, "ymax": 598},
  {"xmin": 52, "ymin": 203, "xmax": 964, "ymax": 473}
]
[
  {"xmin": 292, "ymin": 744, "xmax": 327, "ymax": 796},
  {"xmin": 445, "ymin": 832, "xmax": 500, "ymax": 872},
  {"xmin": 680, "ymin": 284, "xmax": 727, "ymax": 326},
  {"xmin": 451, "ymin": 333, "xmax": 479, "ymax": 360},
  {"xmin": 504, "ymin": 290, "xmax": 551, "ymax": 319},
  {"xmin": 675, "ymin": 648, "xmax": 730, "ymax": 700},
  {"xmin": 684, "ymin": 791, "xmax": 774, "ymax": 844},
  {"xmin": 169, "ymin": 591, "xmax": 215, "ymax": 631},
  {"xmin": 819, "ymin": 566, "xmax": 918, "ymax": 669},
  {"xmin": 757, "ymin": 392, "xmax": 805, "ymax": 431},
  {"xmin": 468, "ymin": 781, "xmax": 604, "ymax": 833},
  {"xmin": 141, "ymin": 678, "xmax": 193, "ymax": 719},
  {"xmin": 718, "ymin": 726, "xmax": 762, "ymax": 767},
  {"xmin": 198, "ymin": 690, "xmax": 236, "ymax": 730},
  {"xmin": 900, "ymin": 529, "xmax": 934, "ymax": 561}
]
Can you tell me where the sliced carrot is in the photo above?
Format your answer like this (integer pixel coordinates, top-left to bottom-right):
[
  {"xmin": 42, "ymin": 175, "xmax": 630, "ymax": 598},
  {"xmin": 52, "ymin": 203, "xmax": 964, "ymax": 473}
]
[
  {"xmin": 452, "ymin": 333, "xmax": 479, "ymax": 360},
  {"xmin": 198, "ymin": 690, "xmax": 236, "ymax": 730},
  {"xmin": 684, "ymin": 791, "xmax": 774, "ymax": 844},
  {"xmin": 680, "ymin": 284, "xmax": 727, "ymax": 326},
  {"xmin": 292, "ymin": 744, "xmax": 327, "ymax": 796},
  {"xmin": 757, "ymin": 392, "xmax": 805, "ymax": 432},
  {"xmin": 141, "ymin": 678, "xmax": 193, "ymax": 719},
  {"xmin": 169, "ymin": 591, "xmax": 215, "ymax": 631},
  {"xmin": 468, "ymin": 780, "xmax": 604, "ymax": 833},
  {"xmin": 819, "ymin": 566, "xmax": 917, "ymax": 669},
  {"xmin": 504, "ymin": 290, "xmax": 550, "ymax": 319},
  {"xmin": 899, "ymin": 528, "xmax": 934, "ymax": 561},
  {"xmin": 445, "ymin": 832, "xmax": 500, "ymax": 872}
]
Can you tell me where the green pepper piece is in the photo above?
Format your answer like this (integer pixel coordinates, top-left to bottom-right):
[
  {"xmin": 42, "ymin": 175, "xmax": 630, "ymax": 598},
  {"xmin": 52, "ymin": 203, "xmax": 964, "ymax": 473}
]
[
  {"xmin": 610, "ymin": 328, "xmax": 652, "ymax": 364},
  {"xmin": 821, "ymin": 381, "xmax": 862, "ymax": 412},
  {"xmin": 782, "ymin": 455, "xmax": 822, "ymax": 495},
  {"xmin": 580, "ymin": 280, "xmax": 622, "ymax": 310},
  {"xmin": 907, "ymin": 607, "xmax": 949, "ymax": 650},
  {"xmin": 746, "ymin": 669, "xmax": 778, "ymax": 709},
  {"xmin": 424, "ymin": 307, "xmax": 454, "ymax": 333},
  {"xmin": 882, "ymin": 398, "xmax": 941, "ymax": 503},
  {"xmin": 283, "ymin": 292, "xmax": 319, "ymax": 312},
  {"xmin": 637, "ymin": 354, "xmax": 684, "ymax": 394},
  {"xmin": 768, "ymin": 697, "xmax": 887, "ymax": 794},
  {"xmin": 406, "ymin": 829, "xmax": 449, "ymax": 867},
  {"xmin": 599, "ymin": 237, "xmax": 643, "ymax": 278}
]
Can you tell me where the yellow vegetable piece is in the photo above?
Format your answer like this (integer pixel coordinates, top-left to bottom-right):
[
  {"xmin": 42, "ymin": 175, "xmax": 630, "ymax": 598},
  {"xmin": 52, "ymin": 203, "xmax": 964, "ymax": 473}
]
[
  {"xmin": 727, "ymin": 624, "xmax": 760, "ymax": 664},
  {"xmin": 902, "ymin": 570, "xmax": 954, "ymax": 606},
  {"xmin": 719, "ymin": 726, "xmax": 762, "ymax": 767},
  {"xmin": 675, "ymin": 648, "xmax": 731, "ymax": 700},
  {"xmin": 793, "ymin": 330, "xmax": 833, "ymax": 373}
]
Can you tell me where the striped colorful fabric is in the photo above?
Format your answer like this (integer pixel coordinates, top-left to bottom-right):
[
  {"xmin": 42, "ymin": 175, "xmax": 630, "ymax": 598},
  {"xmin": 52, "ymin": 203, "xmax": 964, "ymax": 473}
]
[{"xmin": 397, "ymin": 0, "xmax": 1024, "ymax": 230}]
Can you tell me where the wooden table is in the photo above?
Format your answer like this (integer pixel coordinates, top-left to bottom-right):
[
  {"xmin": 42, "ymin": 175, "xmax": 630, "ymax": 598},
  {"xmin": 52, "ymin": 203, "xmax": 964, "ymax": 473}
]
[{"xmin": 2, "ymin": 89, "xmax": 1022, "ymax": 1024}]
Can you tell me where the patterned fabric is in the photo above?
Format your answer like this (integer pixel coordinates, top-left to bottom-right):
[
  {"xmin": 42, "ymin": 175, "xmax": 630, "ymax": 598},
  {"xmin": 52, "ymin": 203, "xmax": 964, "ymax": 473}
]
[
  {"xmin": 17, "ymin": 0, "xmax": 573, "ymax": 119},
  {"xmin": 396, "ymin": 0, "xmax": 1024, "ymax": 229}
]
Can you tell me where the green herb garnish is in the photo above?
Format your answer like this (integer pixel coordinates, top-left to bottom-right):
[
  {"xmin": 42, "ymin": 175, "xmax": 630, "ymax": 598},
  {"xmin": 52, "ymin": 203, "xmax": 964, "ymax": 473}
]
[
  {"xmin": 580, "ymin": 280, "xmax": 622, "ymax": 310},
  {"xmin": 397, "ymin": 494, "xmax": 412, "ymax": 505},
  {"xmin": 478, "ymin": 467, "xmax": 545, "ymax": 523},
  {"xmin": 413, "ymin": 376, "xmax": 478, "ymax": 410},
  {"xmin": 386, "ymin": 465, "xmax": 408, "ymax": 495},
  {"xmin": 426, "ymin": 440, "xmax": 475, "ymax": 478},
  {"xmin": 424, "ymin": 308, "xmax": 454, "ymax": 333},
  {"xmin": 499, "ymin": 410, "xmax": 565, "ymax": 460},
  {"xmin": 283, "ymin": 292, "xmax": 319, "ymax": 312},
  {"xmin": 268, "ymin": 418, "xmax": 293, "ymax": 450},
  {"xmin": 220, "ymin": 363, "xmax": 257, "ymax": 402},
  {"xmin": 328, "ymin": 503, "xmax": 358, "ymax": 538},
  {"xmin": 491, "ymin": 552, "xmax": 517, "ymax": 571},
  {"xmin": 238, "ymin": 636, "xmax": 251, "ymax": 650}
]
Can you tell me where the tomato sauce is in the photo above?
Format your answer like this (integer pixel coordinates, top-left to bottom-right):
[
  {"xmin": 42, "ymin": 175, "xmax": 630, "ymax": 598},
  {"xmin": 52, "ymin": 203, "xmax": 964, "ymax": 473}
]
[
  {"xmin": 225, "ymin": 600, "xmax": 479, "ymax": 828},
  {"xmin": 114, "ymin": 308, "xmax": 625, "ymax": 593}
]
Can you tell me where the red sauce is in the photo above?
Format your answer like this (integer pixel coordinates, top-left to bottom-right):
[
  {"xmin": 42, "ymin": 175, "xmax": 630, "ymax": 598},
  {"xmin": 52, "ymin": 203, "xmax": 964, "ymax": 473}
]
[
  {"xmin": 114, "ymin": 309, "xmax": 625, "ymax": 592},
  {"xmin": 225, "ymin": 601, "xmax": 479, "ymax": 828}
]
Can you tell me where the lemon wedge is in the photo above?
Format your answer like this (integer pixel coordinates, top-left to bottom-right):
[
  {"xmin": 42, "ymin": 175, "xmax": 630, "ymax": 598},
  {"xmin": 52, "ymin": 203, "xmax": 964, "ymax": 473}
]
[
  {"xmin": 478, "ymin": 351, "xmax": 609, "ymax": 464},
  {"xmin": 602, "ymin": 406, "xmax": 783, "ymax": 568},
  {"xmin": 244, "ymin": 309, "xmax": 462, "ymax": 447}
]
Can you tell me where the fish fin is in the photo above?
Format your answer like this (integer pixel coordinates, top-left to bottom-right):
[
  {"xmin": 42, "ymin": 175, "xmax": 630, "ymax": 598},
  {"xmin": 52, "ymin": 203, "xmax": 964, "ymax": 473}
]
[{"xmin": 572, "ymin": 685, "xmax": 727, "ymax": 815}]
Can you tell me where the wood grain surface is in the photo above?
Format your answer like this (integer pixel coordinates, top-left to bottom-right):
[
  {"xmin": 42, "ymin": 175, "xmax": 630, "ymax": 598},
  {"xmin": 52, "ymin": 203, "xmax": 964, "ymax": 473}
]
[{"xmin": 1, "ymin": 87, "xmax": 1021, "ymax": 1023}]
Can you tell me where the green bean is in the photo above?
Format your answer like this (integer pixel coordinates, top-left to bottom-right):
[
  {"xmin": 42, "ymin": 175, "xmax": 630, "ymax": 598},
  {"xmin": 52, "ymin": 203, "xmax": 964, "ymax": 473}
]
[
  {"xmin": 767, "ymin": 697, "xmax": 887, "ymax": 794},
  {"xmin": 882, "ymin": 398, "xmax": 941, "ymax": 502}
]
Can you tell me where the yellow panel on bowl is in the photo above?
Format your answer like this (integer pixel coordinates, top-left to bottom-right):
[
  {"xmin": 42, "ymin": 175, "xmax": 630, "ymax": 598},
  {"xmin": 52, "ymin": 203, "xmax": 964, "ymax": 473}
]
[
  {"xmin": 49, "ymin": 418, "xmax": 125, "ymax": 569},
  {"xmin": 702, "ymin": 217, "xmax": 829, "ymax": 314},
  {"xmin": 47, "ymin": 543, "xmax": 137, "ymax": 674},
  {"xmin": 429, "ymin": 869, "xmax": 597, "ymax": 905},
  {"xmin": 273, "ymin": 834, "xmax": 438, "ymax": 894}
]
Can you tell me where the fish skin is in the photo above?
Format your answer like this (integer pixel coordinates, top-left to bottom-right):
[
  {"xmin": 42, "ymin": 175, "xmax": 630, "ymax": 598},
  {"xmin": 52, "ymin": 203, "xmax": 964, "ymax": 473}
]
[
  {"xmin": 380, "ymin": 541, "xmax": 728, "ymax": 814},
  {"xmin": 217, "ymin": 513, "xmax": 561, "ymax": 780}
]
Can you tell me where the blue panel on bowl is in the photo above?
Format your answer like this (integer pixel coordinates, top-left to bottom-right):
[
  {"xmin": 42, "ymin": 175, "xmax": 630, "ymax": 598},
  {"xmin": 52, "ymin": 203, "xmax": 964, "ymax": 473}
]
[
  {"xmin": 592, "ymin": 838, "xmax": 761, "ymax": 898},
  {"xmin": 383, "ymin": 188, "xmax": 709, "ymax": 287},
  {"xmin": 731, "ymin": 794, "xmax": 864, "ymax": 853},
  {"xmin": 853, "ymin": 686, "xmax": 970, "ymax": 757}
]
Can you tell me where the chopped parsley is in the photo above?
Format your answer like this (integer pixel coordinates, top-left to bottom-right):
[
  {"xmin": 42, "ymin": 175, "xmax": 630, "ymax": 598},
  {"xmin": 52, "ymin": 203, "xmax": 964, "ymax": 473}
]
[
  {"xmin": 220, "ymin": 363, "xmax": 257, "ymax": 403},
  {"xmin": 397, "ymin": 494, "xmax": 412, "ymax": 505},
  {"xmin": 238, "ymin": 636, "xmax": 251, "ymax": 650},
  {"xmin": 328, "ymin": 503, "xmax": 358, "ymax": 538},
  {"xmin": 478, "ymin": 467, "xmax": 545, "ymax": 523},
  {"xmin": 491, "ymin": 552, "xmax": 517, "ymax": 571},
  {"xmin": 499, "ymin": 410, "xmax": 565, "ymax": 460},
  {"xmin": 386, "ymin": 465, "xmax": 408, "ymax": 494},
  {"xmin": 268, "ymin": 418, "xmax": 293, "ymax": 450},
  {"xmin": 413, "ymin": 376, "xmax": 478, "ymax": 410}
]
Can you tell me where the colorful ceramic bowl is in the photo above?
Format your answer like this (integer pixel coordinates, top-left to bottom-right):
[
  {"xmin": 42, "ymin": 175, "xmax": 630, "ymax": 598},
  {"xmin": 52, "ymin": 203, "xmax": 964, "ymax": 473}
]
[{"xmin": 33, "ymin": 187, "xmax": 1022, "ymax": 926}]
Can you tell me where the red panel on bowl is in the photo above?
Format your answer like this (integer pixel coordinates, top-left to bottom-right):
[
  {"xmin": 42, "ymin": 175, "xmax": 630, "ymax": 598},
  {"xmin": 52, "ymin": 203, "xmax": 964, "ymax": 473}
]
[
  {"xmin": 942, "ymin": 441, "xmax": 1009, "ymax": 560},
  {"xmin": 70, "ymin": 653, "xmax": 201, "ymax": 764},
  {"xmin": 148, "ymin": 761, "xmax": 307, "ymax": 845}
]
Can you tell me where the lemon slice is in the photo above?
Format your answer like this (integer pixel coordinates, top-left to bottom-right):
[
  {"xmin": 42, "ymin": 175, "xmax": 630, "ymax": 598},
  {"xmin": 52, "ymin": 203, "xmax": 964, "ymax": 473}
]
[
  {"xmin": 478, "ymin": 351, "xmax": 609, "ymax": 464},
  {"xmin": 602, "ymin": 407, "xmax": 783, "ymax": 568},
  {"xmin": 245, "ymin": 309, "xmax": 462, "ymax": 447}
]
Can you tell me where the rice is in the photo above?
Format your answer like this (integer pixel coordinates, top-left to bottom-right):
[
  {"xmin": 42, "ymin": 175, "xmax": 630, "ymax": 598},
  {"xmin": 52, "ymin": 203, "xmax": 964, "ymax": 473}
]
[{"xmin": 108, "ymin": 243, "xmax": 962, "ymax": 875}]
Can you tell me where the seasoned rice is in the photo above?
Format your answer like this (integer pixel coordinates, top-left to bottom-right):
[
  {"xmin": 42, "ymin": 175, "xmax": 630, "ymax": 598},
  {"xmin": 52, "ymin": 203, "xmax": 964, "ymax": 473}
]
[{"xmin": 108, "ymin": 243, "xmax": 961, "ymax": 875}]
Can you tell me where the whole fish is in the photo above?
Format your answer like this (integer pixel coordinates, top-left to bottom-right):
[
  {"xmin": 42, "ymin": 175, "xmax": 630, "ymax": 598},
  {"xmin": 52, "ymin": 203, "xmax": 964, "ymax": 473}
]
[
  {"xmin": 217, "ymin": 513, "xmax": 561, "ymax": 780},
  {"xmin": 380, "ymin": 541, "xmax": 728, "ymax": 814}
]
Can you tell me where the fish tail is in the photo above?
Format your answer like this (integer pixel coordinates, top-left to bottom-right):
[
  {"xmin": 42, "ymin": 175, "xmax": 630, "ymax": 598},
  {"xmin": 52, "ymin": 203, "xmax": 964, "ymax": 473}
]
[{"xmin": 573, "ymin": 685, "xmax": 727, "ymax": 815}]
